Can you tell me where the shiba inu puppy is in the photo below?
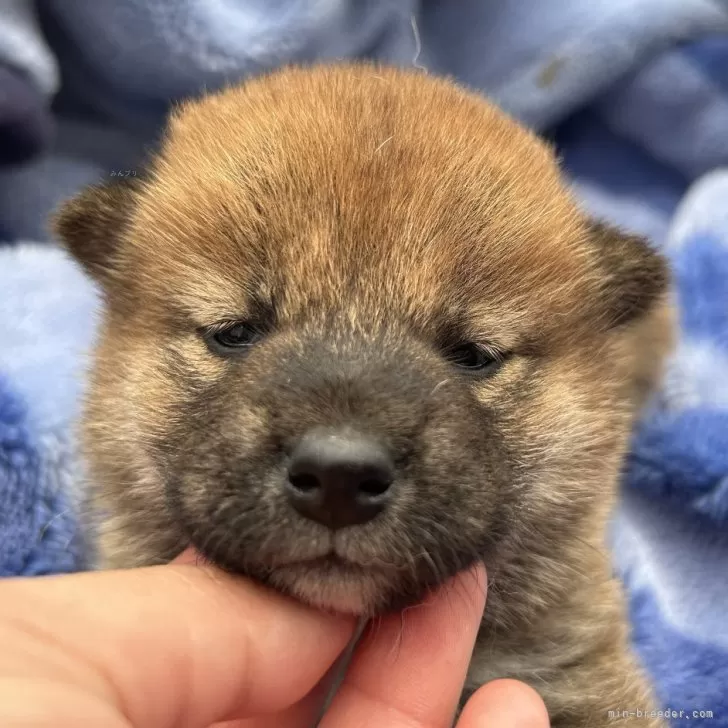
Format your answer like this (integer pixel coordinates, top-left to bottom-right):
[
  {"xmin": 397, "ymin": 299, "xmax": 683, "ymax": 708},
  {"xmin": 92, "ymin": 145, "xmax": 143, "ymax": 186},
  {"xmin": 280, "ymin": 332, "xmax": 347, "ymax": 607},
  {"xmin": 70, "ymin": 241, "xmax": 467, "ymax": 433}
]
[{"xmin": 56, "ymin": 64, "xmax": 672, "ymax": 726}]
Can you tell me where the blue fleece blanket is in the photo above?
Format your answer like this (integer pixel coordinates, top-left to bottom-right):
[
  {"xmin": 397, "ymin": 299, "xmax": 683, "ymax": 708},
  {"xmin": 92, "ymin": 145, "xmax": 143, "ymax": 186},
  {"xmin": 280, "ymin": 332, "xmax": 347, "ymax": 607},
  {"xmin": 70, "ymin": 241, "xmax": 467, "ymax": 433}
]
[{"xmin": 1, "ymin": 2, "xmax": 727, "ymax": 724}]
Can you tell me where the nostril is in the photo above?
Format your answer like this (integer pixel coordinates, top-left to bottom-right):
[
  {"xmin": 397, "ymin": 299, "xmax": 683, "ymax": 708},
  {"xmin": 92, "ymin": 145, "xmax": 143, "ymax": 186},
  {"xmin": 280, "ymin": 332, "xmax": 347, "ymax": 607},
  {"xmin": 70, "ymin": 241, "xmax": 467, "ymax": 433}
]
[
  {"xmin": 288, "ymin": 472, "xmax": 320, "ymax": 493},
  {"xmin": 358, "ymin": 476, "xmax": 392, "ymax": 497}
]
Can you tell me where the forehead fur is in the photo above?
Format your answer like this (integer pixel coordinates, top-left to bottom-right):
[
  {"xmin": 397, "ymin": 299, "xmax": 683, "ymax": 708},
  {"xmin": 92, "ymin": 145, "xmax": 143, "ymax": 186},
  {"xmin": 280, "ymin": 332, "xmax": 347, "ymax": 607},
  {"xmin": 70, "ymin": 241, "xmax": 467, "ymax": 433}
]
[{"xmin": 125, "ymin": 64, "xmax": 596, "ymax": 344}]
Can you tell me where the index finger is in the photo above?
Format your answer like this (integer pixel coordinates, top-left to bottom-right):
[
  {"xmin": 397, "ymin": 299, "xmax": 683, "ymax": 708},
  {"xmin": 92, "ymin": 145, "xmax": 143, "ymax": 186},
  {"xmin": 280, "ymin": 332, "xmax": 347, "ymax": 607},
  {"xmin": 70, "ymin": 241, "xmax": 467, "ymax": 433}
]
[
  {"xmin": 0, "ymin": 562, "xmax": 355, "ymax": 728},
  {"xmin": 320, "ymin": 563, "xmax": 487, "ymax": 727}
]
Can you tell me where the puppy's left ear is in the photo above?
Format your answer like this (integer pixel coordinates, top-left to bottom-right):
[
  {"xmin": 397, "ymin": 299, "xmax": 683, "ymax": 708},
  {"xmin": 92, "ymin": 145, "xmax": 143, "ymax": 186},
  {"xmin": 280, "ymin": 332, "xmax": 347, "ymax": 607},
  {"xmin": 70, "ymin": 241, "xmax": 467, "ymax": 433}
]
[
  {"xmin": 52, "ymin": 176, "xmax": 141, "ymax": 286},
  {"xmin": 588, "ymin": 220, "xmax": 670, "ymax": 328}
]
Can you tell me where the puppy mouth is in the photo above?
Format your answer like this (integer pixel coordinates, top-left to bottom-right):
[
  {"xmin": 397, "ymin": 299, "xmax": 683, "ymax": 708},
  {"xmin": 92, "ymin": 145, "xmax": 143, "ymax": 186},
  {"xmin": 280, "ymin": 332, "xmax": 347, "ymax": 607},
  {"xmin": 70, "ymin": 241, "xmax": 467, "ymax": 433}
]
[
  {"xmin": 268, "ymin": 552, "xmax": 404, "ymax": 615},
  {"xmin": 285, "ymin": 553, "xmax": 364, "ymax": 570}
]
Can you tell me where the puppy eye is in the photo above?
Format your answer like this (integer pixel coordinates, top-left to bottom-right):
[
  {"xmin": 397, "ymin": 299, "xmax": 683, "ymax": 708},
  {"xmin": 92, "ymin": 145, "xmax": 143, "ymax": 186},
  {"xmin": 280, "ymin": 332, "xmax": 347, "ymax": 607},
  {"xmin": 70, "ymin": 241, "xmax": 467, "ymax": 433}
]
[
  {"xmin": 447, "ymin": 343, "xmax": 505, "ymax": 375},
  {"xmin": 204, "ymin": 321, "xmax": 263, "ymax": 355}
]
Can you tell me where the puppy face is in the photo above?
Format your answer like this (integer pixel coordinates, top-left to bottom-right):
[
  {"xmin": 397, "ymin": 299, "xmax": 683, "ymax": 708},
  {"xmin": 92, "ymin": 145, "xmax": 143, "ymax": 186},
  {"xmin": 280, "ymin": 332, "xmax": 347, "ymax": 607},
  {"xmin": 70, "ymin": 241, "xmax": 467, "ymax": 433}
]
[{"xmin": 57, "ymin": 65, "xmax": 669, "ymax": 615}]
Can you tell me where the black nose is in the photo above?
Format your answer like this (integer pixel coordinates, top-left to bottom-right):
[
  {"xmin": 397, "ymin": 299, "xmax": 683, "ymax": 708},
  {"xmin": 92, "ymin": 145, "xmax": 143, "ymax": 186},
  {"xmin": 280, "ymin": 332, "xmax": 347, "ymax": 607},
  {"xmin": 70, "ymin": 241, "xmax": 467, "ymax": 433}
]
[{"xmin": 286, "ymin": 429, "xmax": 394, "ymax": 529}]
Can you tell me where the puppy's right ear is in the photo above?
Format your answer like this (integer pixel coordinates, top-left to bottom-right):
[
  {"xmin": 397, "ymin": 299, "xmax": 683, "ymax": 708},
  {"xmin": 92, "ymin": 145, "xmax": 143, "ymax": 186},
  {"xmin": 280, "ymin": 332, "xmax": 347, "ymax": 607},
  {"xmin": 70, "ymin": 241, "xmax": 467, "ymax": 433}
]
[{"xmin": 52, "ymin": 176, "xmax": 140, "ymax": 285}]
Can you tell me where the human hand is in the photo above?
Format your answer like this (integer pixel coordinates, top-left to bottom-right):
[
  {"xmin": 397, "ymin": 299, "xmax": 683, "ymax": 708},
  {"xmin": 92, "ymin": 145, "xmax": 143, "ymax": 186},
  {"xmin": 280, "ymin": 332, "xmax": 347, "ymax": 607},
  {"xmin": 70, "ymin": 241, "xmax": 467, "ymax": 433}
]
[{"xmin": 0, "ymin": 552, "xmax": 548, "ymax": 727}]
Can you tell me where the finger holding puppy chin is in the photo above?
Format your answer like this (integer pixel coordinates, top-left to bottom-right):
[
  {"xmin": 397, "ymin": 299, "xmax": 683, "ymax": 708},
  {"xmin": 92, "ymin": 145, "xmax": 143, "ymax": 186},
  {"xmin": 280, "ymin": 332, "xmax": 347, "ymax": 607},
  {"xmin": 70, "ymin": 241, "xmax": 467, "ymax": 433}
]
[
  {"xmin": 315, "ymin": 562, "xmax": 548, "ymax": 728},
  {"xmin": 318, "ymin": 562, "xmax": 489, "ymax": 728},
  {"xmin": 0, "ymin": 549, "xmax": 355, "ymax": 728},
  {"xmin": 238, "ymin": 561, "xmax": 549, "ymax": 728}
]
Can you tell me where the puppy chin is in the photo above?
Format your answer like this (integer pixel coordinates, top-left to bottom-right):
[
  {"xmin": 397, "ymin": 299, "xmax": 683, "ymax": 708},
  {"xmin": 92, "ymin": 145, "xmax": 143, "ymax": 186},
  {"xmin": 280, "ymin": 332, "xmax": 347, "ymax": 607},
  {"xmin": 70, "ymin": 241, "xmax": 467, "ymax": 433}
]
[{"xmin": 269, "ymin": 562, "xmax": 396, "ymax": 616}]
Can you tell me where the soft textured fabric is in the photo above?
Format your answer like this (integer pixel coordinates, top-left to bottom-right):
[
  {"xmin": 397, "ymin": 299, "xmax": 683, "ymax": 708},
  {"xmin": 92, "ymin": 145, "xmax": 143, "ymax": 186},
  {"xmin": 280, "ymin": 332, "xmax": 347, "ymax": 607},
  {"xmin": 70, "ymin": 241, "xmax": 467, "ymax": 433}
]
[
  {"xmin": 0, "ymin": 244, "xmax": 94, "ymax": 575},
  {"xmin": 0, "ymin": 0, "xmax": 58, "ymax": 96},
  {"xmin": 626, "ymin": 173, "xmax": 728, "ymax": 525},
  {"xmin": 0, "ymin": 64, "xmax": 54, "ymax": 165},
  {"xmin": 0, "ymin": 0, "xmax": 58, "ymax": 167},
  {"xmin": 0, "ymin": 2, "xmax": 727, "ymax": 723}
]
